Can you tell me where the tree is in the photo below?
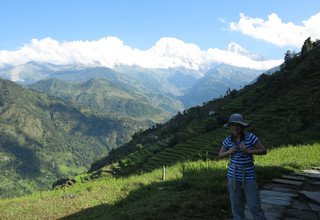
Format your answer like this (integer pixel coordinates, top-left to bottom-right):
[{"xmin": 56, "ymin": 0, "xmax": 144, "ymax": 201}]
[
  {"xmin": 301, "ymin": 37, "xmax": 313, "ymax": 57},
  {"xmin": 135, "ymin": 143, "xmax": 143, "ymax": 151},
  {"xmin": 284, "ymin": 50, "xmax": 291, "ymax": 61}
]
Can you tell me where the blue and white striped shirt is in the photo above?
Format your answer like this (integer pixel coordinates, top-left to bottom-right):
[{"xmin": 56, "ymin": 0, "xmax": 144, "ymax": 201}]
[{"xmin": 222, "ymin": 133, "xmax": 258, "ymax": 181}]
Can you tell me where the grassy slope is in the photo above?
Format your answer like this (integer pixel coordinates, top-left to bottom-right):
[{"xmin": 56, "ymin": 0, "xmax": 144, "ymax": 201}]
[
  {"xmin": 0, "ymin": 144, "xmax": 319, "ymax": 219},
  {"xmin": 89, "ymin": 42, "xmax": 320, "ymax": 176},
  {"xmin": 1, "ymin": 40, "xmax": 319, "ymax": 218}
]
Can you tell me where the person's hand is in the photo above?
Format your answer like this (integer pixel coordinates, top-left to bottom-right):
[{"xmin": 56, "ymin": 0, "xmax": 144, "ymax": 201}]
[
  {"xmin": 243, "ymin": 148, "xmax": 252, "ymax": 155},
  {"xmin": 238, "ymin": 143, "xmax": 252, "ymax": 155},
  {"xmin": 228, "ymin": 146, "xmax": 238, "ymax": 155},
  {"xmin": 239, "ymin": 143, "xmax": 253, "ymax": 155},
  {"xmin": 238, "ymin": 142, "xmax": 246, "ymax": 151}
]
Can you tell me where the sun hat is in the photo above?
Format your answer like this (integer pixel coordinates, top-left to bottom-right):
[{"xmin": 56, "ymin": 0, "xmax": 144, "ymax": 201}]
[{"xmin": 224, "ymin": 113, "xmax": 249, "ymax": 127}]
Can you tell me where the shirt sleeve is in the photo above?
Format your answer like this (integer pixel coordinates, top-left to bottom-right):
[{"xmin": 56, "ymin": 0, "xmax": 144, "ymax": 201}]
[
  {"xmin": 222, "ymin": 136, "xmax": 231, "ymax": 149},
  {"xmin": 248, "ymin": 133, "xmax": 258, "ymax": 146}
]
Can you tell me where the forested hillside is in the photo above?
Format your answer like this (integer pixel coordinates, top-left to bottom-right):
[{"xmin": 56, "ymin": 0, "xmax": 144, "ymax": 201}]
[
  {"xmin": 29, "ymin": 77, "xmax": 183, "ymax": 123},
  {"xmin": 89, "ymin": 38, "xmax": 320, "ymax": 177},
  {"xmin": 0, "ymin": 79, "xmax": 146, "ymax": 198}
]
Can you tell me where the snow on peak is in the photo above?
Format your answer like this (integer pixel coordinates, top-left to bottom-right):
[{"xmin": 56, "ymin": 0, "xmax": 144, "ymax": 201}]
[
  {"xmin": 226, "ymin": 42, "xmax": 266, "ymax": 61},
  {"xmin": 0, "ymin": 37, "xmax": 281, "ymax": 75},
  {"xmin": 151, "ymin": 37, "xmax": 202, "ymax": 57},
  {"xmin": 227, "ymin": 42, "xmax": 249, "ymax": 54},
  {"xmin": 147, "ymin": 37, "xmax": 203, "ymax": 70}
]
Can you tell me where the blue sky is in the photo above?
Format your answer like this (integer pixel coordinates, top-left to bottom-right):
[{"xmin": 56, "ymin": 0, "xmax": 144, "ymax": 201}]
[{"xmin": 1, "ymin": 0, "xmax": 320, "ymax": 71}]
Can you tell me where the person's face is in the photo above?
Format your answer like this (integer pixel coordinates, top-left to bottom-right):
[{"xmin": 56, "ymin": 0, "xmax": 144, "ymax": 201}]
[{"xmin": 230, "ymin": 123, "xmax": 243, "ymax": 137}]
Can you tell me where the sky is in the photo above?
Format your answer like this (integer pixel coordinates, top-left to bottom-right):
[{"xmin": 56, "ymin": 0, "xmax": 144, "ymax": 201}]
[{"xmin": 1, "ymin": 0, "xmax": 320, "ymax": 71}]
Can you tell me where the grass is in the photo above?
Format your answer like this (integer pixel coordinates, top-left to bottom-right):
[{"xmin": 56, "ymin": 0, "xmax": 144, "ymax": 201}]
[
  {"xmin": 115, "ymin": 128, "xmax": 229, "ymax": 175},
  {"xmin": 0, "ymin": 143, "xmax": 319, "ymax": 220}
]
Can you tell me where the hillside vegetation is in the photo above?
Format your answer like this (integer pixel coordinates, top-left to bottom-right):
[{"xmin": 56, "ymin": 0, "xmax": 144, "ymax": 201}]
[
  {"xmin": 89, "ymin": 38, "xmax": 320, "ymax": 177},
  {"xmin": 29, "ymin": 77, "xmax": 184, "ymax": 122},
  {"xmin": 0, "ymin": 144, "xmax": 319, "ymax": 219},
  {"xmin": 0, "ymin": 38, "xmax": 319, "ymax": 219},
  {"xmin": 0, "ymin": 79, "xmax": 147, "ymax": 198}
]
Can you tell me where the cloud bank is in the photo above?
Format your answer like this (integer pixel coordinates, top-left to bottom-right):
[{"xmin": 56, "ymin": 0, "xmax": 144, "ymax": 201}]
[
  {"xmin": 0, "ymin": 36, "xmax": 282, "ymax": 71},
  {"xmin": 230, "ymin": 12, "xmax": 320, "ymax": 47}
]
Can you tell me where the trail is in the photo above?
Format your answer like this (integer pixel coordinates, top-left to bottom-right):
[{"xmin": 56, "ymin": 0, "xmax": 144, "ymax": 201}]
[{"xmin": 245, "ymin": 167, "xmax": 320, "ymax": 219}]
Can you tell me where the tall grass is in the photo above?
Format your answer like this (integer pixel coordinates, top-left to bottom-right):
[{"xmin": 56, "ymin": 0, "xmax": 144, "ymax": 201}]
[{"xmin": 0, "ymin": 143, "xmax": 319, "ymax": 219}]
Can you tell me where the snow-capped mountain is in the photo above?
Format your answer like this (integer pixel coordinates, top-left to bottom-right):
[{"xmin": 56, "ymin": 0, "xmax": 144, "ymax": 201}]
[
  {"xmin": 0, "ymin": 38, "xmax": 281, "ymax": 85},
  {"xmin": 0, "ymin": 36, "xmax": 284, "ymax": 108},
  {"xmin": 0, "ymin": 60, "xmax": 274, "ymax": 108},
  {"xmin": 0, "ymin": 36, "xmax": 282, "ymax": 74},
  {"xmin": 226, "ymin": 42, "xmax": 266, "ymax": 61},
  {"xmin": 148, "ymin": 37, "xmax": 204, "ymax": 71}
]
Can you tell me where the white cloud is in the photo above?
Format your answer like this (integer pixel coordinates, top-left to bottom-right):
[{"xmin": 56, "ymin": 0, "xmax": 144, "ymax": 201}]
[
  {"xmin": 206, "ymin": 48, "xmax": 281, "ymax": 70},
  {"xmin": 230, "ymin": 12, "xmax": 320, "ymax": 47},
  {"xmin": 0, "ymin": 36, "xmax": 282, "ymax": 71}
]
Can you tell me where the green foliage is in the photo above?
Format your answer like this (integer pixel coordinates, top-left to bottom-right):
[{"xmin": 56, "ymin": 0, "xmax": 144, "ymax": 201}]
[
  {"xmin": 29, "ymin": 77, "xmax": 184, "ymax": 123},
  {"xmin": 0, "ymin": 78, "xmax": 149, "ymax": 198},
  {"xmin": 301, "ymin": 37, "xmax": 313, "ymax": 57},
  {"xmin": 0, "ymin": 144, "xmax": 319, "ymax": 219},
  {"xmin": 90, "ymin": 37, "xmax": 320, "ymax": 177},
  {"xmin": 2, "ymin": 37, "xmax": 320, "ymax": 203}
]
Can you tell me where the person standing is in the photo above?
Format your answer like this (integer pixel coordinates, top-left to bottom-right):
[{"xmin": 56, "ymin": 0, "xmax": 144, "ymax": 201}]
[{"xmin": 219, "ymin": 113, "xmax": 267, "ymax": 220}]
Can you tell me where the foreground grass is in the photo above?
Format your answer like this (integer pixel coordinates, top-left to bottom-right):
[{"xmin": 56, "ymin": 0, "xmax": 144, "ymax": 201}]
[{"xmin": 1, "ymin": 143, "xmax": 320, "ymax": 220}]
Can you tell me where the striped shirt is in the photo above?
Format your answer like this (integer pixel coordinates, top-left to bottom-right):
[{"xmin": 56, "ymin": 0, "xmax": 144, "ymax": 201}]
[{"xmin": 222, "ymin": 133, "xmax": 258, "ymax": 181}]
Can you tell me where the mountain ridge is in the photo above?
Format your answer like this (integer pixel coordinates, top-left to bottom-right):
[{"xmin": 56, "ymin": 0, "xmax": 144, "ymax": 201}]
[
  {"xmin": 226, "ymin": 42, "xmax": 266, "ymax": 61},
  {"xmin": 0, "ymin": 61, "xmax": 266, "ymax": 107},
  {"xmin": 0, "ymin": 36, "xmax": 282, "ymax": 72},
  {"xmin": 29, "ymin": 77, "xmax": 184, "ymax": 121},
  {"xmin": 181, "ymin": 64, "xmax": 261, "ymax": 107},
  {"xmin": 0, "ymin": 78, "xmax": 148, "ymax": 198},
  {"xmin": 87, "ymin": 38, "xmax": 320, "ymax": 177}
]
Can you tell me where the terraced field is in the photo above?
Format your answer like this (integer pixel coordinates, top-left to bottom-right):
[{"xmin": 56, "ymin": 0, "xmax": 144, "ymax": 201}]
[{"xmin": 139, "ymin": 128, "xmax": 229, "ymax": 172}]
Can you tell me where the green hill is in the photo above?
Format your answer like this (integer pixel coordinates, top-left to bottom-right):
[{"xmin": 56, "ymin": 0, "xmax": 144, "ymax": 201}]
[
  {"xmin": 0, "ymin": 144, "xmax": 319, "ymax": 219},
  {"xmin": 29, "ymin": 77, "xmax": 184, "ymax": 123},
  {"xmin": 0, "ymin": 38, "xmax": 319, "ymax": 219},
  {"xmin": 0, "ymin": 79, "xmax": 147, "ymax": 198},
  {"xmin": 89, "ymin": 38, "xmax": 320, "ymax": 176}
]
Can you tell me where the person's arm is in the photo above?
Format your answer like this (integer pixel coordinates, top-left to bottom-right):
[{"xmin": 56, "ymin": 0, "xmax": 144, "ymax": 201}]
[
  {"xmin": 219, "ymin": 145, "xmax": 237, "ymax": 158},
  {"xmin": 241, "ymin": 141, "xmax": 267, "ymax": 155}
]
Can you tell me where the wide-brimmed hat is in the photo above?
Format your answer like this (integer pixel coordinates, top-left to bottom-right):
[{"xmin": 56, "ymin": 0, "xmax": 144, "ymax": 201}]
[{"xmin": 224, "ymin": 113, "xmax": 249, "ymax": 127}]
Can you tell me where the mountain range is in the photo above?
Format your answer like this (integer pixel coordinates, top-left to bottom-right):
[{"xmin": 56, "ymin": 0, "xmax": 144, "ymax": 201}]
[
  {"xmin": 0, "ymin": 40, "xmax": 276, "ymax": 96},
  {"xmin": 181, "ymin": 64, "xmax": 261, "ymax": 107},
  {"xmin": 0, "ymin": 60, "xmax": 269, "ymax": 109},
  {"xmin": 0, "ymin": 41, "xmax": 283, "ymax": 198},
  {"xmin": 88, "ymin": 38, "xmax": 320, "ymax": 177}
]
